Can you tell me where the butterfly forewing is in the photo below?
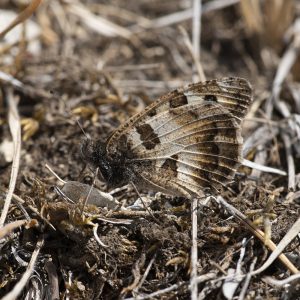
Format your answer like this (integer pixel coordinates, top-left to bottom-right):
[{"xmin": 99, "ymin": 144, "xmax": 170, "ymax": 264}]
[{"xmin": 102, "ymin": 77, "xmax": 253, "ymax": 198}]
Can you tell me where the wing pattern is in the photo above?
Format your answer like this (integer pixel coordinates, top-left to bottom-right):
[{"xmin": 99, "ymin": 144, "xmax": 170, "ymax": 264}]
[{"xmin": 106, "ymin": 77, "xmax": 252, "ymax": 198}]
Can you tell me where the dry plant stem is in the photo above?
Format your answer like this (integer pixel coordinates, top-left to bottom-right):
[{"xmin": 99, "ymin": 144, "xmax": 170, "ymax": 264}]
[
  {"xmin": 195, "ymin": 272, "xmax": 217, "ymax": 283},
  {"xmin": 130, "ymin": 182, "xmax": 162, "ymax": 225},
  {"xmin": 67, "ymin": 2, "xmax": 132, "ymax": 39},
  {"xmin": 190, "ymin": 198, "xmax": 198, "ymax": 300},
  {"xmin": 135, "ymin": 253, "xmax": 157, "ymax": 292},
  {"xmin": 0, "ymin": 71, "xmax": 52, "ymax": 99},
  {"xmin": 0, "ymin": 0, "xmax": 42, "ymax": 38},
  {"xmin": 266, "ymin": 20, "xmax": 300, "ymax": 118},
  {"xmin": 238, "ymin": 258, "xmax": 257, "ymax": 300},
  {"xmin": 179, "ymin": 26, "xmax": 206, "ymax": 82},
  {"xmin": 122, "ymin": 253, "xmax": 146, "ymax": 295},
  {"xmin": 92, "ymin": 223, "xmax": 108, "ymax": 248},
  {"xmin": 242, "ymin": 158, "xmax": 286, "ymax": 176},
  {"xmin": 45, "ymin": 164, "xmax": 67, "ymax": 184},
  {"xmin": 243, "ymin": 125, "xmax": 279, "ymax": 157},
  {"xmin": 2, "ymin": 237, "xmax": 44, "ymax": 300},
  {"xmin": 281, "ymin": 132, "xmax": 295, "ymax": 190},
  {"xmin": 44, "ymin": 260, "xmax": 59, "ymax": 300},
  {"xmin": 140, "ymin": 0, "xmax": 240, "ymax": 30},
  {"xmin": 263, "ymin": 272, "xmax": 300, "ymax": 287},
  {"xmin": 0, "ymin": 89, "xmax": 21, "ymax": 228},
  {"xmin": 125, "ymin": 282, "xmax": 186, "ymax": 300},
  {"xmin": 248, "ymin": 216, "xmax": 300, "ymax": 276},
  {"xmin": 192, "ymin": 0, "xmax": 202, "ymax": 83},
  {"xmin": 215, "ymin": 196, "xmax": 299, "ymax": 275},
  {"xmin": 0, "ymin": 220, "xmax": 27, "ymax": 239}
]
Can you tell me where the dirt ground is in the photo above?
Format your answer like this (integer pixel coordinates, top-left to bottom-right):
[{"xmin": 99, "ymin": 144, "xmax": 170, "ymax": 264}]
[{"xmin": 0, "ymin": 1, "xmax": 300, "ymax": 299}]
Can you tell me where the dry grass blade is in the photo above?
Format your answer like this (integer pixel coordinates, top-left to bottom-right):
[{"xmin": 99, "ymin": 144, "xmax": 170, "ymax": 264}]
[
  {"xmin": 190, "ymin": 197, "xmax": 199, "ymax": 300},
  {"xmin": 192, "ymin": 0, "xmax": 202, "ymax": 83},
  {"xmin": 263, "ymin": 0, "xmax": 294, "ymax": 51},
  {"xmin": 243, "ymin": 125, "xmax": 279, "ymax": 157},
  {"xmin": 281, "ymin": 133, "xmax": 296, "ymax": 190},
  {"xmin": 1, "ymin": 237, "xmax": 44, "ymax": 300},
  {"xmin": 215, "ymin": 196, "xmax": 299, "ymax": 275},
  {"xmin": 266, "ymin": 19, "xmax": 300, "ymax": 117},
  {"xmin": 263, "ymin": 272, "xmax": 300, "ymax": 287},
  {"xmin": 0, "ymin": 71, "xmax": 52, "ymax": 99},
  {"xmin": 249, "ymin": 217, "xmax": 300, "ymax": 276},
  {"xmin": 0, "ymin": 0, "xmax": 42, "ymax": 39},
  {"xmin": 0, "ymin": 89, "xmax": 21, "ymax": 228},
  {"xmin": 66, "ymin": 2, "xmax": 132, "ymax": 39},
  {"xmin": 239, "ymin": 0, "xmax": 263, "ymax": 35},
  {"xmin": 191, "ymin": 3, "xmax": 203, "ymax": 298},
  {"xmin": 179, "ymin": 26, "xmax": 206, "ymax": 82},
  {"xmin": 242, "ymin": 158, "xmax": 286, "ymax": 176},
  {"xmin": 124, "ymin": 282, "xmax": 186, "ymax": 300},
  {"xmin": 238, "ymin": 258, "xmax": 257, "ymax": 300},
  {"xmin": 140, "ymin": 0, "xmax": 240, "ymax": 29}
]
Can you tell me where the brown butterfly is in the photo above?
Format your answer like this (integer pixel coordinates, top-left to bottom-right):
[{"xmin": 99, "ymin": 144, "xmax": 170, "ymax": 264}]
[{"xmin": 81, "ymin": 77, "xmax": 253, "ymax": 199}]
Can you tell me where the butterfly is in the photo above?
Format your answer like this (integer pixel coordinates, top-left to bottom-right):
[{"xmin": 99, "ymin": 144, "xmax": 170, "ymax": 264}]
[{"xmin": 81, "ymin": 77, "xmax": 253, "ymax": 199}]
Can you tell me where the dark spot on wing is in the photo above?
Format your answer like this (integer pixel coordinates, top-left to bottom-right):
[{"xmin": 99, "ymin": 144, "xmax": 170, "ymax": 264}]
[
  {"xmin": 148, "ymin": 108, "xmax": 157, "ymax": 117},
  {"xmin": 170, "ymin": 94, "xmax": 188, "ymax": 108},
  {"xmin": 161, "ymin": 154, "xmax": 178, "ymax": 173},
  {"xmin": 136, "ymin": 123, "xmax": 160, "ymax": 150},
  {"xmin": 204, "ymin": 94, "xmax": 217, "ymax": 102},
  {"xmin": 210, "ymin": 142, "xmax": 220, "ymax": 156}
]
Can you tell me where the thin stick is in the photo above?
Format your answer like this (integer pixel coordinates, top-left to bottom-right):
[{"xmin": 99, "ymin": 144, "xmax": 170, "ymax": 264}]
[
  {"xmin": 0, "ymin": 89, "xmax": 21, "ymax": 228},
  {"xmin": 190, "ymin": 197, "xmax": 198, "ymax": 300},
  {"xmin": 264, "ymin": 272, "xmax": 300, "ymax": 287},
  {"xmin": 192, "ymin": 0, "xmax": 202, "ymax": 83},
  {"xmin": 281, "ymin": 133, "xmax": 295, "ymax": 190},
  {"xmin": 45, "ymin": 163, "xmax": 67, "ymax": 184},
  {"xmin": 238, "ymin": 258, "xmax": 257, "ymax": 300},
  {"xmin": 130, "ymin": 182, "xmax": 162, "ymax": 225},
  {"xmin": 125, "ymin": 282, "xmax": 186, "ymax": 300},
  {"xmin": 242, "ymin": 158, "xmax": 286, "ymax": 176},
  {"xmin": 179, "ymin": 26, "xmax": 206, "ymax": 82},
  {"xmin": 0, "ymin": 0, "xmax": 42, "ymax": 38},
  {"xmin": 138, "ymin": 0, "xmax": 240, "ymax": 30}
]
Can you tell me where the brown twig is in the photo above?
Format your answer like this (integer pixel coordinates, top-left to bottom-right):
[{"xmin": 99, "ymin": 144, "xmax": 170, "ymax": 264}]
[
  {"xmin": 0, "ymin": 0, "xmax": 42, "ymax": 39},
  {"xmin": 281, "ymin": 132, "xmax": 296, "ymax": 190},
  {"xmin": 190, "ymin": 197, "xmax": 198, "ymax": 300}
]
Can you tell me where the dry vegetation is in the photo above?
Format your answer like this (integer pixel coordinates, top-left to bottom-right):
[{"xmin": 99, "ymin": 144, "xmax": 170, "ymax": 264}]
[{"xmin": 0, "ymin": 0, "xmax": 300, "ymax": 299}]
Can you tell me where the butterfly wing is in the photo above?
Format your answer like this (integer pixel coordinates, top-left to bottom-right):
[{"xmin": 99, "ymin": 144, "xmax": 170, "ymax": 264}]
[{"xmin": 106, "ymin": 77, "xmax": 252, "ymax": 198}]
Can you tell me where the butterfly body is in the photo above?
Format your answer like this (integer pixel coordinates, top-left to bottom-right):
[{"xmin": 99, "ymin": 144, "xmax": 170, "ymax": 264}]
[{"xmin": 82, "ymin": 77, "xmax": 252, "ymax": 199}]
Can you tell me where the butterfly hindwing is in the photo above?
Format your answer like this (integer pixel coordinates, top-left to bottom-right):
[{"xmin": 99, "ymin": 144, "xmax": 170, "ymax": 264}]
[{"xmin": 126, "ymin": 102, "xmax": 243, "ymax": 197}]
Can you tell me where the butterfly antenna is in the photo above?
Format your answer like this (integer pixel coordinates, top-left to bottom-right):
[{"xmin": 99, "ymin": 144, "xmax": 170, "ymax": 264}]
[{"xmin": 76, "ymin": 118, "xmax": 89, "ymax": 139}]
